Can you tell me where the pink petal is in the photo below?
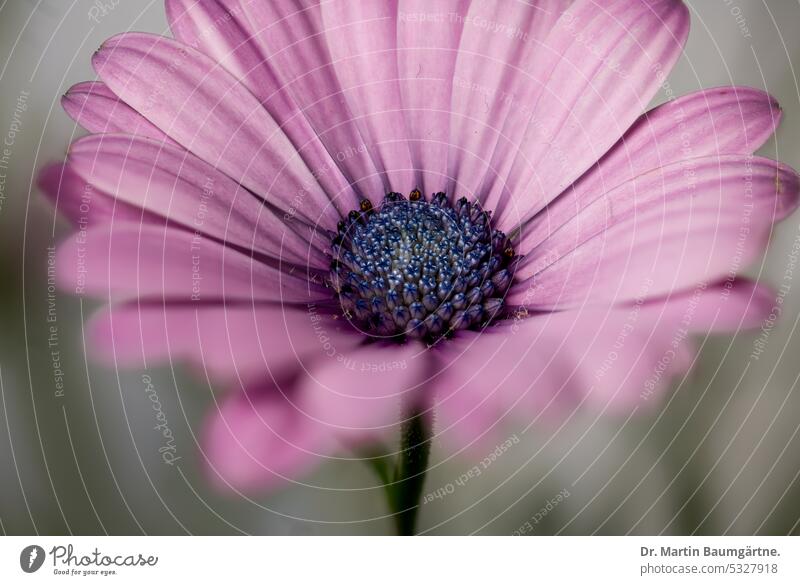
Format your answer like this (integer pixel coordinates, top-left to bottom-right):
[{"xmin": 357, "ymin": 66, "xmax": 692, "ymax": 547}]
[
  {"xmin": 165, "ymin": 0, "xmax": 275, "ymax": 95},
  {"xmin": 165, "ymin": 0, "xmax": 359, "ymax": 214},
  {"xmin": 637, "ymin": 278, "xmax": 774, "ymax": 334},
  {"xmin": 493, "ymin": 0, "xmax": 690, "ymax": 230},
  {"xmin": 242, "ymin": 1, "xmax": 385, "ymax": 202},
  {"xmin": 508, "ymin": 156, "xmax": 800, "ymax": 309},
  {"xmin": 435, "ymin": 279, "xmax": 771, "ymax": 452},
  {"xmin": 299, "ymin": 341, "xmax": 431, "ymax": 436},
  {"xmin": 518, "ymin": 87, "xmax": 783, "ymax": 254},
  {"xmin": 38, "ymin": 162, "xmax": 145, "ymax": 226},
  {"xmin": 92, "ymin": 32, "xmax": 340, "ymax": 229},
  {"xmin": 61, "ymin": 81, "xmax": 178, "ymax": 144},
  {"xmin": 204, "ymin": 340, "xmax": 430, "ymax": 490},
  {"xmin": 447, "ymin": 0, "xmax": 566, "ymax": 200},
  {"xmin": 56, "ymin": 223, "xmax": 329, "ymax": 303},
  {"xmin": 396, "ymin": 0, "xmax": 470, "ymax": 193},
  {"xmin": 67, "ymin": 133, "xmax": 328, "ymax": 268},
  {"xmin": 320, "ymin": 0, "xmax": 415, "ymax": 192},
  {"xmin": 87, "ymin": 303, "xmax": 361, "ymax": 381},
  {"xmin": 204, "ymin": 383, "xmax": 332, "ymax": 491}
]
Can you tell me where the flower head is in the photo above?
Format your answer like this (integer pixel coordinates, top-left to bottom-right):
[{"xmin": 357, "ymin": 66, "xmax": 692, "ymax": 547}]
[
  {"xmin": 42, "ymin": 0, "xmax": 798, "ymax": 492},
  {"xmin": 330, "ymin": 191, "xmax": 514, "ymax": 339}
]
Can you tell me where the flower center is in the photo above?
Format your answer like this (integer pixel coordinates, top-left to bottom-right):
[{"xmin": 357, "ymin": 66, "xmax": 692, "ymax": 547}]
[{"xmin": 329, "ymin": 190, "xmax": 515, "ymax": 341}]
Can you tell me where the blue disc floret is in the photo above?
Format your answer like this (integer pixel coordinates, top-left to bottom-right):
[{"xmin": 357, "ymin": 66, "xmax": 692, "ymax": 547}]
[{"xmin": 329, "ymin": 190, "xmax": 516, "ymax": 341}]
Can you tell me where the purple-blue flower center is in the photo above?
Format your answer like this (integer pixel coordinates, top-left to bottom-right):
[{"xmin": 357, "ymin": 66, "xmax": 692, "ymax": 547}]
[{"xmin": 329, "ymin": 190, "xmax": 515, "ymax": 341}]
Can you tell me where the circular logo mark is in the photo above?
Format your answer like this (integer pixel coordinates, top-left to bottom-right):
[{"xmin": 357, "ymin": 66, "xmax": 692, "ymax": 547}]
[{"xmin": 20, "ymin": 545, "xmax": 45, "ymax": 573}]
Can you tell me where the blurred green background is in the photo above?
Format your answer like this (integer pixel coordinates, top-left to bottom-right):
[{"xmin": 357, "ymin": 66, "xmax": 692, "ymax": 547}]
[{"xmin": 1, "ymin": 0, "xmax": 800, "ymax": 535}]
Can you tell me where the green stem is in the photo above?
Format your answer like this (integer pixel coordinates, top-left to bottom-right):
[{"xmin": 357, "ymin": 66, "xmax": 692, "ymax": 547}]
[{"xmin": 390, "ymin": 406, "xmax": 432, "ymax": 536}]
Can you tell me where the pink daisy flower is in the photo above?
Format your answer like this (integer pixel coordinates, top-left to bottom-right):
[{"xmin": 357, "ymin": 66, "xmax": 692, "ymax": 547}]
[{"xmin": 42, "ymin": 0, "xmax": 797, "ymax": 533}]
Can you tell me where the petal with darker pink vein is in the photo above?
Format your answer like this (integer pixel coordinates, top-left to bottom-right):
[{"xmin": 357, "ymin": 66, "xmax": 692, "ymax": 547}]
[
  {"xmin": 321, "ymin": 0, "xmax": 415, "ymax": 192},
  {"xmin": 396, "ymin": 0, "xmax": 470, "ymax": 193},
  {"xmin": 165, "ymin": 0, "xmax": 277, "ymax": 98},
  {"xmin": 67, "ymin": 133, "xmax": 328, "ymax": 268},
  {"xmin": 493, "ymin": 0, "xmax": 690, "ymax": 230},
  {"xmin": 204, "ymin": 384, "xmax": 332, "ymax": 491},
  {"xmin": 517, "ymin": 87, "xmax": 784, "ymax": 254},
  {"xmin": 447, "ymin": 0, "xmax": 566, "ymax": 202},
  {"xmin": 204, "ymin": 341, "xmax": 430, "ymax": 491},
  {"xmin": 61, "ymin": 81, "xmax": 178, "ymax": 145},
  {"xmin": 92, "ymin": 32, "xmax": 339, "ymax": 228},
  {"xmin": 56, "ymin": 224, "xmax": 328, "ymax": 303},
  {"xmin": 165, "ymin": 0, "xmax": 359, "ymax": 213},
  {"xmin": 508, "ymin": 156, "xmax": 800, "ymax": 309},
  {"xmin": 434, "ymin": 279, "xmax": 771, "ymax": 453},
  {"xmin": 87, "ymin": 303, "xmax": 361, "ymax": 381},
  {"xmin": 242, "ymin": 0, "xmax": 385, "ymax": 202}
]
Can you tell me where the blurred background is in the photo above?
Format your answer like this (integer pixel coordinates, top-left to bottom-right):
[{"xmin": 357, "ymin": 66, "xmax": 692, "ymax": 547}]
[{"xmin": 1, "ymin": 0, "xmax": 800, "ymax": 535}]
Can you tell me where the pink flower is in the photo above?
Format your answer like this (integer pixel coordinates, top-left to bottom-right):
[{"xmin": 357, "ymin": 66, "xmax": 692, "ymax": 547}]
[{"xmin": 42, "ymin": 0, "xmax": 797, "ymax": 498}]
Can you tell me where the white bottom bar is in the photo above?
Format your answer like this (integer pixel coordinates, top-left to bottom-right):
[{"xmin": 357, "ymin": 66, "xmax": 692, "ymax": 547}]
[{"xmin": 1, "ymin": 536, "xmax": 798, "ymax": 583}]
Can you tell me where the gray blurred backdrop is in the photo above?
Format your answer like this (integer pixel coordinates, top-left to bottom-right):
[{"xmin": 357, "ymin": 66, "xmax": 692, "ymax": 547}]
[{"xmin": 1, "ymin": 0, "xmax": 800, "ymax": 535}]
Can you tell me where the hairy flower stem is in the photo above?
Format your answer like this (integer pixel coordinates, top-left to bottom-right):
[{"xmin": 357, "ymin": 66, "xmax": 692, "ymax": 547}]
[{"xmin": 390, "ymin": 406, "xmax": 432, "ymax": 536}]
